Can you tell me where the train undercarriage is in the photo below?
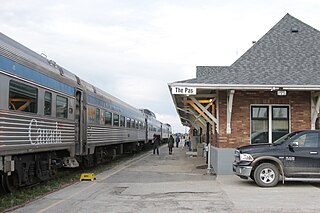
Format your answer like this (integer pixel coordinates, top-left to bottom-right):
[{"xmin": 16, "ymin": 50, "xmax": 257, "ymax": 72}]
[
  {"xmin": 0, "ymin": 141, "xmax": 146, "ymax": 194},
  {"xmin": 0, "ymin": 152, "xmax": 60, "ymax": 193}
]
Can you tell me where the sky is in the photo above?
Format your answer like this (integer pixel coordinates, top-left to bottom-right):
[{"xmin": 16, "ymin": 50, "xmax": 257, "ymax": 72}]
[{"xmin": 1, "ymin": 0, "xmax": 320, "ymax": 133}]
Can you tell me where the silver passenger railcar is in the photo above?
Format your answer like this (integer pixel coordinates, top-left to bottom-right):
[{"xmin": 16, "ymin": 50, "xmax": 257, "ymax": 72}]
[
  {"xmin": 161, "ymin": 123, "xmax": 172, "ymax": 142},
  {"xmin": 0, "ymin": 32, "xmax": 169, "ymax": 193},
  {"xmin": 141, "ymin": 109, "xmax": 162, "ymax": 140},
  {"xmin": 0, "ymin": 32, "xmax": 80, "ymax": 192}
]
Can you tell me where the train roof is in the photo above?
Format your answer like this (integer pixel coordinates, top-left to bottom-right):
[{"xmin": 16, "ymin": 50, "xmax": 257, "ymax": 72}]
[
  {"xmin": 0, "ymin": 32, "xmax": 78, "ymax": 86},
  {"xmin": 140, "ymin": 109, "xmax": 156, "ymax": 118},
  {"xmin": 0, "ymin": 32, "xmax": 143, "ymax": 117}
]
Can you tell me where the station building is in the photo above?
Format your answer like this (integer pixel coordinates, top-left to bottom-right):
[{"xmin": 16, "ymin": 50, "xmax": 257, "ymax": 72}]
[{"xmin": 168, "ymin": 14, "xmax": 320, "ymax": 175}]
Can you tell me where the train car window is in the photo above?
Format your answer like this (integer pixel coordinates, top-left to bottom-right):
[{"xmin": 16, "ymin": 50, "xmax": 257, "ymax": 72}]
[
  {"xmin": 120, "ymin": 116, "xmax": 125, "ymax": 127},
  {"xmin": 9, "ymin": 80, "xmax": 38, "ymax": 113},
  {"xmin": 88, "ymin": 106, "xmax": 95, "ymax": 123},
  {"xmin": 56, "ymin": 95, "xmax": 68, "ymax": 118},
  {"xmin": 105, "ymin": 111, "xmax": 112, "ymax": 125},
  {"xmin": 139, "ymin": 121, "xmax": 142, "ymax": 129},
  {"xmin": 135, "ymin": 120, "xmax": 139, "ymax": 129},
  {"xmin": 126, "ymin": 117, "xmax": 131, "ymax": 128},
  {"xmin": 44, "ymin": 91, "xmax": 52, "ymax": 116},
  {"xmin": 131, "ymin": 119, "xmax": 135, "ymax": 128},
  {"xmin": 113, "ymin": 114, "xmax": 119, "ymax": 126},
  {"xmin": 96, "ymin": 108, "xmax": 101, "ymax": 124}
]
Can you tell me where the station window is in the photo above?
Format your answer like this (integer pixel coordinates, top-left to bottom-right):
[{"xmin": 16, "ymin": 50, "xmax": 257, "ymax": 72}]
[
  {"xmin": 9, "ymin": 80, "xmax": 38, "ymax": 113},
  {"xmin": 56, "ymin": 95, "xmax": 68, "ymax": 118},
  {"xmin": 272, "ymin": 106, "xmax": 289, "ymax": 141},
  {"xmin": 251, "ymin": 105, "xmax": 289, "ymax": 144},
  {"xmin": 113, "ymin": 114, "xmax": 119, "ymax": 126},
  {"xmin": 105, "ymin": 111, "xmax": 112, "ymax": 125},
  {"xmin": 126, "ymin": 117, "xmax": 131, "ymax": 128},
  {"xmin": 44, "ymin": 92, "xmax": 52, "ymax": 115},
  {"xmin": 120, "ymin": 116, "xmax": 125, "ymax": 127}
]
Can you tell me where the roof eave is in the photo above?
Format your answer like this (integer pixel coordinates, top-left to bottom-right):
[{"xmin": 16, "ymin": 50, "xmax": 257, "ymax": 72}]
[{"xmin": 168, "ymin": 83, "xmax": 320, "ymax": 91}]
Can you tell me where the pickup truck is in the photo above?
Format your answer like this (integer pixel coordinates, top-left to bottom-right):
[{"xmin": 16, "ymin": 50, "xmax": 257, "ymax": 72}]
[{"xmin": 233, "ymin": 130, "xmax": 320, "ymax": 187}]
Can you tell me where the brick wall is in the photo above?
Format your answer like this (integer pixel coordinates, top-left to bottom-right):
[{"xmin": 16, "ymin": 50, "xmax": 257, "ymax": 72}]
[{"xmin": 214, "ymin": 90, "xmax": 311, "ymax": 148}]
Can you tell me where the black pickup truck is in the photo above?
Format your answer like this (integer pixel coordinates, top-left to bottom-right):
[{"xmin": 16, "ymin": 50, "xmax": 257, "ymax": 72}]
[{"xmin": 233, "ymin": 130, "xmax": 320, "ymax": 187}]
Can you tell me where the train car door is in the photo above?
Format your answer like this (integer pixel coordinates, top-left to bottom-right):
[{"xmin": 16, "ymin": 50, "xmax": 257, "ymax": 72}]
[
  {"xmin": 145, "ymin": 118, "xmax": 148, "ymax": 143},
  {"xmin": 75, "ymin": 89, "xmax": 85, "ymax": 155}
]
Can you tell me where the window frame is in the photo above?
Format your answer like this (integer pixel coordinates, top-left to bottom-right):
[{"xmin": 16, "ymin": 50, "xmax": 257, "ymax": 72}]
[
  {"xmin": 251, "ymin": 104, "xmax": 290, "ymax": 144},
  {"xmin": 44, "ymin": 91, "xmax": 52, "ymax": 116},
  {"xmin": 120, "ymin": 115, "xmax": 125, "ymax": 127},
  {"xmin": 126, "ymin": 117, "xmax": 131, "ymax": 128},
  {"xmin": 56, "ymin": 95, "xmax": 68, "ymax": 119},
  {"xmin": 104, "ymin": 111, "xmax": 112, "ymax": 125},
  {"xmin": 113, "ymin": 114, "xmax": 119, "ymax": 127},
  {"xmin": 9, "ymin": 80, "xmax": 38, "ymax": 113}
]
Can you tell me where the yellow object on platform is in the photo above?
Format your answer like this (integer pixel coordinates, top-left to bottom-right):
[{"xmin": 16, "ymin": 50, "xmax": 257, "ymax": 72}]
[{"xmin": 80, "ymin": 173, "xmax": 96, "ymax": 181}]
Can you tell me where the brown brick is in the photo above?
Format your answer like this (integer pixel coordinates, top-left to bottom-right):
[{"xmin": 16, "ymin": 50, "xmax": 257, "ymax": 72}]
[{"xmin": 212, "ymin": 90, "xmax": 311, "ymax": 148}]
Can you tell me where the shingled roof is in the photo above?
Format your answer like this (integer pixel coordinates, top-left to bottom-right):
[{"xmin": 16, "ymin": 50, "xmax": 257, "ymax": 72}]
[
  {"xmin": 173, "ymin": 14, "xmax": 320, "ymax": 88},
  {"xmin": 196, "ymin": 66, "xmax": 228, "ymax": 78}
]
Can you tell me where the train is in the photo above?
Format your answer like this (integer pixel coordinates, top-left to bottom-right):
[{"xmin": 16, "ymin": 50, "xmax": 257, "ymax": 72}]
[{"xmin": 0, "ymin": 32, "xmax": 172, "ymax": 193}]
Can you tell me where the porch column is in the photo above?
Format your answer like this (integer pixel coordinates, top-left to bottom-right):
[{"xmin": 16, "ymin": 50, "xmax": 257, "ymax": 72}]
[
  {"xmin": 226, "ymin": 90, "xmax": 235, "ymax": 134},
  {"xmin": 311, "ymin": 93, "xmax": 320, "ymax": 130}
]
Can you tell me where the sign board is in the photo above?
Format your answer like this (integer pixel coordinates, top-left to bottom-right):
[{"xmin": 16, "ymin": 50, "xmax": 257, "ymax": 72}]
[
  {"xmin": 277, "ymin": 90, "xmax": 287, "ymax": 96},
  {"xmin": 172, "ymin": 87, "xmax": 196, "ymax": 95}
]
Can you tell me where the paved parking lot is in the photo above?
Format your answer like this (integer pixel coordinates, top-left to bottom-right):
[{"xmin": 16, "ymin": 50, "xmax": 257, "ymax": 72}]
[
  {"xmin": 11, "ymin": 145, "xmax": 320, "ymax": 213},
  {"xmin": 218, "ymin": 175, "xmax": 320, "ymax": 212}
]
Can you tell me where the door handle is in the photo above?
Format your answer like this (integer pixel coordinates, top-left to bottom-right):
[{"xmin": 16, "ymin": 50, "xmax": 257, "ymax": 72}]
[{"xmin": 309, "ymin": 151, "xmax": 318, "ymax": 155}]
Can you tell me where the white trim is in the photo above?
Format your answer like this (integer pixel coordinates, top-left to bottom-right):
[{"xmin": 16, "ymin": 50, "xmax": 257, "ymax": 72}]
[
  {"xmin": 226, "ymin": 90, "xmax": 235, "ymax": 134},
  {"xmin": 311, "ymin": 95, "xmax": 320, "ymax": 129},
  {"xmin": 216, "ymin": 90, "xmax": 219, "ymax": 134},
  {"xmin": 168, "ymin": 82, "xmax": 320, "ymax": 91},
  {"xmin": 268, "ymin": 106, "xmax": 272, "ymax": 143}
]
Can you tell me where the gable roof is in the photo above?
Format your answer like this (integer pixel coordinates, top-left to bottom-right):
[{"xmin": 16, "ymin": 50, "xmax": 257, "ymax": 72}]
[{"xmin": 171, "ymin": 14, "xmax": 320, "ymax": 88}]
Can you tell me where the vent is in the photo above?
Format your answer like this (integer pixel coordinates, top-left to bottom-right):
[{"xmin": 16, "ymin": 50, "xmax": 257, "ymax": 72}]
[
  {"xmin": 59, "ymin": 67, "xmax": 64, "ymax": 76},
  {"xmin": 92, "ymin": 85, "xmax": 96, "ymax": 93},
  {"xmin": 75, "ymin": 75, "xmax": 81, "ymax": 85},
  {"xmin": 291, "ymin": 26, "xmax": 299, "ymax": 33}
]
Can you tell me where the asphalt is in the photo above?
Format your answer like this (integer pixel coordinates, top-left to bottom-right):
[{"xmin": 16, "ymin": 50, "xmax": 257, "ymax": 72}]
[{"xmin": 11, "ymin": 144, "xmax": 320, "ymax": 213}]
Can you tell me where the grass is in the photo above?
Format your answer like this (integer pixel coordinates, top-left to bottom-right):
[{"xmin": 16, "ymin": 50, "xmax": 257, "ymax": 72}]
[
  {"xmin": 0, "ymin": 151, "xmax": 146, "ymax": 212},
  {"xmin": 0, "ymin": 170, "xmax": 80, "ymax": 212}
]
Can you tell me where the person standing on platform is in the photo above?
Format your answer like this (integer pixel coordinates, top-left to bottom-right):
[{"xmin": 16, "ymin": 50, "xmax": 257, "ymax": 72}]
[
  {"xmin": 175, "ymin": 135, "xmax": 180, "ymax": 148},
  {"xmin": 168, "ymin": 135, "xmax": 174, "ymax": 155},
  {"xmin": 153, "ymin": 134, "xmax": 160, "ymax": 155}
]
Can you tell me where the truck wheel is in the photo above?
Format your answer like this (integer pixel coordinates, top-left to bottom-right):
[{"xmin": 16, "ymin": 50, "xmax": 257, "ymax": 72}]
[
  {"xmin": 250, "ymin": 173, "xmax": 255, "ymax": 181},
  {"xmin": 254, "ymin": 163, "xmax": 279, "ymax": 187}
]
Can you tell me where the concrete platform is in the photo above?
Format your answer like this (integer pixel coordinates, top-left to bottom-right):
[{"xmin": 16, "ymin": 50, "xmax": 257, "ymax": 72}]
[{"xmin": 11, "ymin": 145, "xmax": 320, "ymax": 213}]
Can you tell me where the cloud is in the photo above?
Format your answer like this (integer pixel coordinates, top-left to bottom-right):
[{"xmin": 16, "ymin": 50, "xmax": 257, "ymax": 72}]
[{"xmin": 2, "ymin": 0, "xmax": 320, "ymax": 134}]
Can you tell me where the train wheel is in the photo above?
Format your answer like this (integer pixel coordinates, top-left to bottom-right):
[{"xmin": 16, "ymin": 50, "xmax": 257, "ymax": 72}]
[{"xmin": 1, "ymin": 173, "xmax": 19, "ymax": 193}]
